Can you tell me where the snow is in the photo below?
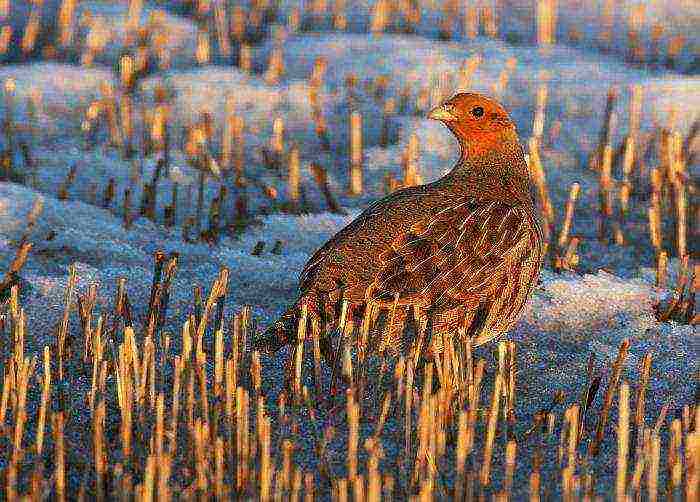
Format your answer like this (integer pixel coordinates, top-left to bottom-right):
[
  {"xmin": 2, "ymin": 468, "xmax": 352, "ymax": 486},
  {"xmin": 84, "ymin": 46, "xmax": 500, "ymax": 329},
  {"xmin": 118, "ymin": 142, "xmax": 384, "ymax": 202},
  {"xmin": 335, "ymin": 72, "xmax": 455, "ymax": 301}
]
[
  {"xmin": 0, "ymin": 1, "xmax": 697, "ymax": 497},
  {"xmin": 2, "ymin": 0, "xmax": 62, "ymax": 62},
  {"xmin": 76, "ymin": 1, "xmax": 199, "ymax": 68},
  {"xmin": 221, "ymin": 0, "xmax": 700, "ymax": 71},
  {"xmin": 5, "ymin": 35, "xmax": 696, "ymax": 250},
  {"xmin": 262, "ymin": 32, "xmax": 699, "ymax": 138},
  {"xmin": 0, "ymin": 63, "xmax": 114, "ymax": 137},
  {"xmin": 536, "ymin": 0, "xmax": 700, "ymax": 70},
  {"xmin": 0, "ymin": 178, "xmax": 697, "ymax": 497}
]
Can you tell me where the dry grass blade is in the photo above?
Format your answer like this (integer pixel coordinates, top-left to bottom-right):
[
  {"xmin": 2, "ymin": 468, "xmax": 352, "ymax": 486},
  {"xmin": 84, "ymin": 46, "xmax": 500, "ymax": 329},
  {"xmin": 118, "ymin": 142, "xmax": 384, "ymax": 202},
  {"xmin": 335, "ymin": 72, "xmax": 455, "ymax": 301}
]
[
  {"xmin": 590, "ymin": 338, "xmax": 630, "ymax": 456},
  {"xmin": 480, "ymin": 373, "xmax": 503, "ymax": 489},
  {"xmin": 616, "ymin": 381, "xmax": 630, "ymax": 501},
  {"xmin": 631, "ymin": 353, "xmax": 652, "ymax": 459},
  {"xmin": 0, "ymin": 242, "xmax": 32, "ymax": 301},
  {"xmin": 310, "ymin": 163, "xmax": 346, "ymax": 215},
  {"xmin": 349, "ymin": 111, "xmax": 363, "ymax": 196}
]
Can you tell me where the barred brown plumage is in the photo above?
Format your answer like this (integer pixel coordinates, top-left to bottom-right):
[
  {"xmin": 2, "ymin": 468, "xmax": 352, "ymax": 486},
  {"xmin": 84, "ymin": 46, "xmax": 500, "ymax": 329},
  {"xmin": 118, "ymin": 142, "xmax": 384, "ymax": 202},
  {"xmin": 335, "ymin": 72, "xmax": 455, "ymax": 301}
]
[{"xmin": 255, "ymin": 92, "xmax": 544, "ymax": 362}]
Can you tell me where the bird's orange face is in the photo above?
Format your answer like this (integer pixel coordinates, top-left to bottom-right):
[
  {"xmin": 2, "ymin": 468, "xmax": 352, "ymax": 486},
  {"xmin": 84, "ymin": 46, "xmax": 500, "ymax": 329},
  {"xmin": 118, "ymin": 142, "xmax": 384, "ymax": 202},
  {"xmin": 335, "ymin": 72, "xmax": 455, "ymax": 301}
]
[{"xmin": 428, "ymin": 93, "xmax": 517, "ymax": 158}]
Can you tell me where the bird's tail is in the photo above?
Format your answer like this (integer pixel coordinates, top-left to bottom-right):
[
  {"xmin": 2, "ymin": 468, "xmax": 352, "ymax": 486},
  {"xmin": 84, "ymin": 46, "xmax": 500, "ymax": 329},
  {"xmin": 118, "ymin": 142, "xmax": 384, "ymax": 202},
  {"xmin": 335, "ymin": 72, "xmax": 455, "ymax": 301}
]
[{"xmin": 252, "ymin": 304, "xmax": 301, "ymax": 355}]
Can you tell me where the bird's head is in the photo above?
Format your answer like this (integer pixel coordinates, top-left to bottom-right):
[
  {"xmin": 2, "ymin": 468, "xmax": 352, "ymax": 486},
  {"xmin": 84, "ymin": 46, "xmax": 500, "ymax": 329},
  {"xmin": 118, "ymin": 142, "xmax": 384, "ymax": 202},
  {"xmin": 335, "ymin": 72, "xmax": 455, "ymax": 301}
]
[{"xmin": 428, "ymin": 93, "xmax": 518, "ymax": 159}]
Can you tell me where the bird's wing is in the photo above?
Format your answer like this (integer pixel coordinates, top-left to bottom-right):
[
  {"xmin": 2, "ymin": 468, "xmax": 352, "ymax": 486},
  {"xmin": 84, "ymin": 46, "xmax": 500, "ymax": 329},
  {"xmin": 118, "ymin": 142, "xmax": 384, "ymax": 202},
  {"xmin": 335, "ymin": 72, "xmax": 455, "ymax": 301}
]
[
  {"xmin": 298, "ymin": 187, "xmax": 424, "ymax": 294},
  {"xmin": 299, "ymin": 198, "xmax": 382, "ymax": 283},
  {"xmin": 368, "ymin": 199, "xmax": 538, "ymax": 309}
]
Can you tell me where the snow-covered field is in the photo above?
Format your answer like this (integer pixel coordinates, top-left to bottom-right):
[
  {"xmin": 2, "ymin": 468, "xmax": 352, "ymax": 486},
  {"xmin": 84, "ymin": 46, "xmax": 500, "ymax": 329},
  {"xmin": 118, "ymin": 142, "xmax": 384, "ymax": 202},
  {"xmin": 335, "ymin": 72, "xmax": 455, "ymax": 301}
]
[{"xmin": 0, "ymin": 0, "xmax": 697, "ymax": 498}]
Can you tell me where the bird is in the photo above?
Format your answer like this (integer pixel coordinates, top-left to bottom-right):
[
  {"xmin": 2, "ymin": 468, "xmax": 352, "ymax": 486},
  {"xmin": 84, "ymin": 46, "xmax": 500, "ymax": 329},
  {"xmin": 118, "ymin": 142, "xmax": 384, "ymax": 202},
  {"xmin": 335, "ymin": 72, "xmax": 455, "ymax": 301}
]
[{"xmin": 255, "ymin": 92, "xmax": 544, "ymax": 364}]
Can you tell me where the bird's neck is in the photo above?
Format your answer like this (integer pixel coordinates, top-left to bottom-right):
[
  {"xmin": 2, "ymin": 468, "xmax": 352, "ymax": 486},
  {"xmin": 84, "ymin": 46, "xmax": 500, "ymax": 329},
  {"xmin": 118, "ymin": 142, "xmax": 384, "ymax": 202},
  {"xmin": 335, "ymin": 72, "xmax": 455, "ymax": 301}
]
[{"xmin": 448, "ymin": 137, "xmax": 530, "ymax": 186}]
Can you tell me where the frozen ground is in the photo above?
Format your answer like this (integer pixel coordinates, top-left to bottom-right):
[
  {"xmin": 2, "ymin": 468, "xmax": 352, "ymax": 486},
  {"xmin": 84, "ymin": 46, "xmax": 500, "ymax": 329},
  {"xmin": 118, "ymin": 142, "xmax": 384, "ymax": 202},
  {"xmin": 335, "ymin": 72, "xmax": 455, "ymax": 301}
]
[
  {"xmin": 6, "ymin": 0, "xmax": 699, "ymax": 71},
  {"xmin": 0, "ymin": 63, "xmax": 114, "ymax": 137},
  {"xmin": 76, "ymin": 0, "xmax": 200, "ymax": 69},
  {"xmin": 157, "ymin": 0, "xmax": 700, "ymax": 63},
  {"xmin": 0, "ymin": 178, "xmax": 697, "ymax": 497},
  {"xmin": 0, "ymin": 0, "xmax": 698, "ymax": 498},
  {"xmin": 505, "ymin": 0, "xmax": 700, "ymax": 71},
  {"xmin": 3, "ymin": 0, "xmax": 200, "ymax": 67},
  {"xmin": 2, "ymin": 33, "xmax": 697, "ymax": 269}
]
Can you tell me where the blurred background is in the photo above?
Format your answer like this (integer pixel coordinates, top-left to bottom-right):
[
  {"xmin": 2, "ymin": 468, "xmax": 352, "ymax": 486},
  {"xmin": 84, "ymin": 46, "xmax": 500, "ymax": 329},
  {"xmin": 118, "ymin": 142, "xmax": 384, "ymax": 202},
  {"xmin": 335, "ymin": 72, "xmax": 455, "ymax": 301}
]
[{"xmin": 0, "ymin": 2, "xmax": 697, "ymax": 499}]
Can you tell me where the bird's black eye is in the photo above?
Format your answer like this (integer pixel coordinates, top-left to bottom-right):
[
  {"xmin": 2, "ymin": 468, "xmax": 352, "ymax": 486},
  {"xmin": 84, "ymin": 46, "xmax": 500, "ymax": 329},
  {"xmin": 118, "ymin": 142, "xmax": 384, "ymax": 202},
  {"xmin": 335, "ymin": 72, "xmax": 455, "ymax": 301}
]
[{"xmin": 471, "ymin": 106, "xmax": 484, "ymax": 118}]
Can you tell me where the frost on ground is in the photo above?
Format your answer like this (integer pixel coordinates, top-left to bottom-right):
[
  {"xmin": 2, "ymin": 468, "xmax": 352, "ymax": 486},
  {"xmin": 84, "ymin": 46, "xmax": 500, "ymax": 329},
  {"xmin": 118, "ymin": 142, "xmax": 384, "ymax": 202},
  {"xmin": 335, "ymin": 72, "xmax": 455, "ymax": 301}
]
[
  {"xmin": 2, "ymin": 34, "xmax": 696, "ymax": 270},
  {"xmin": 141, "ymin": 65, "xmax": 387, "ymax": 161},
  {"xmin": 0, "ymin": 63, "xmax": 114, "ymax": 138},
  {"xmin": 0, "ymin": 177, "xmax": 697, "ymax": 496},
  {"xmin": 499, "ymin": 0, "xmax": 700, "ymax": 70},
  {"xmin": 0, "ymin": 2, "xmax": 698, "ymax": 497},
  {"xmin": 77, "ymin": 1, "xmax": 200, "ymax": 69},
  {"xmin": 3, "ymin": 0, "xmax": 200, "ymax": 67},
  {"xmin": 173, "ymin": 0, "xmax": 699, "ymax": 71}
]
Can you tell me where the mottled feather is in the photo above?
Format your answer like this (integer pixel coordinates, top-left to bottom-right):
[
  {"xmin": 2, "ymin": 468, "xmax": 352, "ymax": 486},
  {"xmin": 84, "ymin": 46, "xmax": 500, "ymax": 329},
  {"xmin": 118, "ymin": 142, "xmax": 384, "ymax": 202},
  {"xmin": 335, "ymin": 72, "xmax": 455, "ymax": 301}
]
[{"xmin": 256, "ymin": 92, "xmax": 544, "ymax": 358}]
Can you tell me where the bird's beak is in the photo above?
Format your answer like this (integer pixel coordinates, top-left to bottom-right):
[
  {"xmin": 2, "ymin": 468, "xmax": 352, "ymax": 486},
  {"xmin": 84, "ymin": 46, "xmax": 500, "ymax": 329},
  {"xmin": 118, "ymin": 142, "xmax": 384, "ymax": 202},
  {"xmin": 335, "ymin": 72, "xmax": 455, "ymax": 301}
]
[{"xmin": 428, "ymin": 104, "xmax": 458, "ymax": 122}]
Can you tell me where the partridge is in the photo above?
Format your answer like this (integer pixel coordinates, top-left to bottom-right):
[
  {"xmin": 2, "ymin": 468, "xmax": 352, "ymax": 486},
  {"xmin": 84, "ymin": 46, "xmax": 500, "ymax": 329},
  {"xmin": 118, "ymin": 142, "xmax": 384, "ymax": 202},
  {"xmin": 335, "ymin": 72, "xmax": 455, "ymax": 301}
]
[{"xmin": 256, "ymin": 93, "xmax": 544, "ymax": 360}]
